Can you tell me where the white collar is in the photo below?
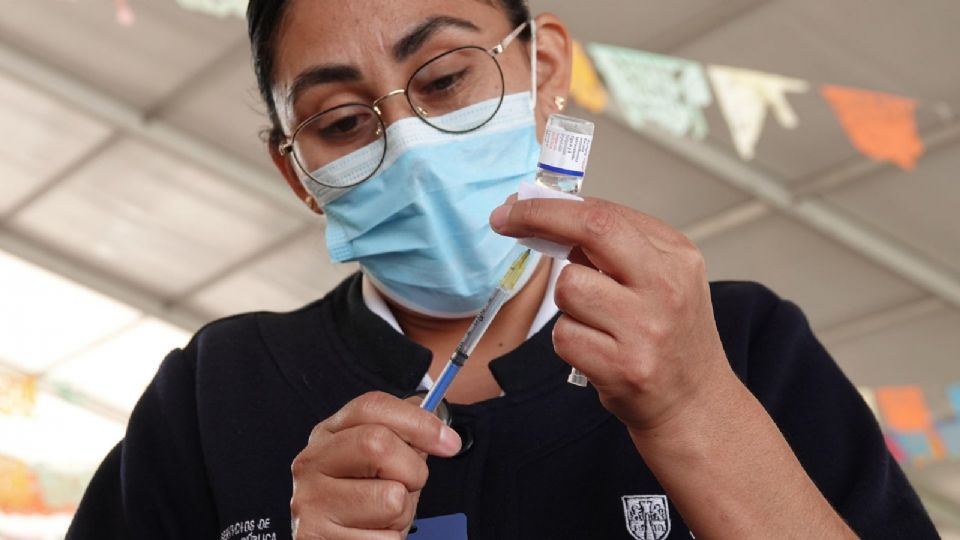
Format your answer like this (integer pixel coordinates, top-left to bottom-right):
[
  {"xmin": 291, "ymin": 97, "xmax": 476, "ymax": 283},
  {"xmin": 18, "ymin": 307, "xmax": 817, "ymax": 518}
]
[{"xmin": 360, "ymin": 258, "xmax": 567, "ymax": 391}]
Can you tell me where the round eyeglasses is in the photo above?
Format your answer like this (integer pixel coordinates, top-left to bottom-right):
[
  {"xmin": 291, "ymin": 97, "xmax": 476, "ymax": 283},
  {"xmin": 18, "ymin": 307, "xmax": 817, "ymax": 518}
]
[{"xmin": 278, "ymin": 21, "xmax": 531, "ymax": 190}]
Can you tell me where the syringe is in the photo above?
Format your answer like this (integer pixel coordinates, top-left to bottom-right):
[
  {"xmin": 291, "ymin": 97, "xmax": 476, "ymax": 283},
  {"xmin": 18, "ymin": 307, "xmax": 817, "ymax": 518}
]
[{"xmin": 420, "ymin": 247, "xmax": 533, "ymax": 413}]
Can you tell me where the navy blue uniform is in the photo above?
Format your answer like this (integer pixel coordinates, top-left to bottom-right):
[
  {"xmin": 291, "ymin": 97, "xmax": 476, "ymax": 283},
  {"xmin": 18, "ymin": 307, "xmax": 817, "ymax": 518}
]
[{"xmin": 67, "ymin": 275, "xmax": 937, "ymax": 539}]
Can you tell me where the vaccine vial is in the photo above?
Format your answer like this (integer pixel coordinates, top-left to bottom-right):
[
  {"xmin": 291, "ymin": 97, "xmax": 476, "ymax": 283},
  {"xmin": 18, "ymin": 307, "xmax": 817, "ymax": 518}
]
[
  {"xmin": 535, "ymin": 114, "xmax": 595, "ymax": 196},
  {"xmin": 535, "ymin": 114, "xmax": 595, "ymax": 387}
]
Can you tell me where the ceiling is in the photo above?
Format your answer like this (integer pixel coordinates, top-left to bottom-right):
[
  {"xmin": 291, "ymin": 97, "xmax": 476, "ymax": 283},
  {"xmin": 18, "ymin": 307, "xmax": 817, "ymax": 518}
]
[{"xmin": 0, "ymin": 0, "xmax": 958, "ymax": 536}]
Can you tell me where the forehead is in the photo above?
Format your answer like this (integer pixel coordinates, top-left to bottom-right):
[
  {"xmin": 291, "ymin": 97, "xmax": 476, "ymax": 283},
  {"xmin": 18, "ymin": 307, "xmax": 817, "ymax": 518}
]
[{"xmin": 273, "ymin": 0, "xmax": 510, "ymax": 79}]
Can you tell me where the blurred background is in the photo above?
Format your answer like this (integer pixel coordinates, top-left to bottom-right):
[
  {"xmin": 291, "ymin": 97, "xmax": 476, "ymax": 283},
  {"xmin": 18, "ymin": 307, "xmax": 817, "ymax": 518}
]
[{"xmin": 1, "ymin": 0, "xmax": 958, "ymax": 538}]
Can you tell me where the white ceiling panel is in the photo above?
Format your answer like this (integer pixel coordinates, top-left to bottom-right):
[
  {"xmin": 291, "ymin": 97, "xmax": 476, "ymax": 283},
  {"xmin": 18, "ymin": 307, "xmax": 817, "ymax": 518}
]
[
  {"xmin": 0, "ymin": 72, "xmax": 111, "ymax": 216},
  {"xmin": 823, "ymin": 143, "xmax": 960, "ymax": 274},
  {"xmin": 10, "ymin": 138, "xmax": 304, "ymax": 297},
  {"xmin": 828, "ymin": 305, "xmax": 960, "ymax": 387},
  {"xmin": 157, "ymin": 47, "xmax": 277, "ymax": 174},
  {"xmin": 0, "ymin": 249, "xmax": 139, "ymax": 373},
  {"xmin": 45, "ymin": 317, "xmax": 190, "ymax": 414},
  {"xmin": 575, "ymin": 108, "xmax": 749, "ymax": 228},
  {"xmin": 0, "ymin": 514, "xmax": 74, "ymax": 540},
  {"xmin": 0, "ymin": 390, "xmax": 123, "ymax": 470},
  {"xmin": 188, "ymin": 229, "xmax": 358, "ymax": 318},
  {"xmin": 0, "ymin": 0, "xmax": 243, "ymax": 109},
  {"xmin": 674, "ymin": 0, "xmax": 960, "ymax": 181},
  {"xmin": 698, "ymin": 213, "xmax": 924, "ymax": 330},
  {"xmin": 775, "ymin": 0, "xmax": 960, "ymax": 102},
  {"xmin": 530, "ymin": 0, "xmax": 742, "ymax": 50}
]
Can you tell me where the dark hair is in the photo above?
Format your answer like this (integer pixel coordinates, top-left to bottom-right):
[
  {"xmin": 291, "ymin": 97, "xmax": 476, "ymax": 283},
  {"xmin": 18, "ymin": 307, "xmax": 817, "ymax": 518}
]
[{"xmin": 247, "ymin": 0, "xmax": 531, "ymax": 146}]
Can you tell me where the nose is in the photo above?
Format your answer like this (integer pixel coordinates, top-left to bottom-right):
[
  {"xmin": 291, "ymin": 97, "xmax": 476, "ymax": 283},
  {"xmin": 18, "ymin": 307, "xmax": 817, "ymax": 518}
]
[{"xmin": 372, "ymin": 88, "xmax": 416, "ymax": 127}]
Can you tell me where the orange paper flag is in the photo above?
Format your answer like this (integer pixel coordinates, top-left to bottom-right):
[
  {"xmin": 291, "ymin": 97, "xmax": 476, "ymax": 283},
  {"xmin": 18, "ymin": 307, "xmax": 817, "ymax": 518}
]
[
  {"xmin": 0, "ymin": 456, "xmax": 43, "ymax": 514},
  {"xmin": 821, "ymin": 84, "xmax": 924, "ymax": 170},
  {"xmin": 875, "ymin": 386, "xmax": 946, "ymax": 459},
  {"xmin": 569, "ymin": 41, "xmax": 608, "ymax": 114},
  {"xmin": 876, "ymin": 386, "xmax": 932, "ymax": 431}
]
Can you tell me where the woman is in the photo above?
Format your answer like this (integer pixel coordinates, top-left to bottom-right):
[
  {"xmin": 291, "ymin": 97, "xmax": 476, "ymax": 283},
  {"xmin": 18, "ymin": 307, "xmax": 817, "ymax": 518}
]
[{"xmin": 68, "ymin": 0, "xmax": 936, "ymax": 538}]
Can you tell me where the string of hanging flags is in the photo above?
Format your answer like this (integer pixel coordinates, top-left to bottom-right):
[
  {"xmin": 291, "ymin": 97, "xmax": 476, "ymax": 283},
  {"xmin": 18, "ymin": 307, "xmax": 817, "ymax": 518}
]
[
  {"xmin": 96, "ymin": 4, "xmax": 946, "ymax": 170},
  {"xmin": 859, "ymin": 383, "xmax": 960, "ymax": 467},
  {"xmin": 571, "ymin": 41, "xmax": 936, "ymax": 171}
]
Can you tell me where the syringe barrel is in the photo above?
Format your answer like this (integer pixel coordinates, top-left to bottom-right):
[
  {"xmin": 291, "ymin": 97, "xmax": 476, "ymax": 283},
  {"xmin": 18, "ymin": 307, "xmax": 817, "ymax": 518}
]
[{"xmin": 455, "ymin": 285, "xmax": 510, "ymax": 358}]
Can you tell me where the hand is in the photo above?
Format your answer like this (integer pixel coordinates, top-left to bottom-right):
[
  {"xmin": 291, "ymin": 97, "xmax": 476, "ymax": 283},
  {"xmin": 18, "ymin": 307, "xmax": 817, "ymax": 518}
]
[
  {"xmin": 490, "ymin": 196, "xmax": 736, "ymax": 434},
  {"xmin": 290, "ymin": 392, "xmax": 462, "ymax": 539}
]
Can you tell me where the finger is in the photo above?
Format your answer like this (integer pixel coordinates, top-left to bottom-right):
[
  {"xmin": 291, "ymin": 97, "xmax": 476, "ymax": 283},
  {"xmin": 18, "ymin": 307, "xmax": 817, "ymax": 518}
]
[
  {"xmin": 322, "ymin": 392, "xmax": 461, "ymax": 457},
  {"xmin": 294, "ymin": 510, "xmax": 407, "ymax": 540},
  {"xmin": 316, "ymin": 424, "xmax": 429, "ymax": 491},
  {"xmin": 311, "ymin": 526, "xmax": 402, "ymax": 540},
  {"xmin": 293, "ymin": 516, "xmax": 404, "ymax": 540},
  {"xmin": 554, "ymin": 263, "xmax": 636, "ymax": 339},
  {"xmin": 490, "ymin": 198, "xmax": 649, "ymax": 284},
  {"xmin": 551, "ymin": 314, "xmax": 619, "ymax": 384},
  {"xmin": 324, "ymin": 478, "xmax": 418, "ymax": 531}
]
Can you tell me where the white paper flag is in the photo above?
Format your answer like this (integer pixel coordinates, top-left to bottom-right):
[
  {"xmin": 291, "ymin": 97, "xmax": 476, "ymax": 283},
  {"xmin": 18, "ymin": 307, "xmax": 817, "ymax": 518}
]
[
  {"xmin": 588, "ymin": 44, "xmax": 712, "ymax": 140},
  {"xmin": 176, "ymin": 0, "xmax": 248, "ymax": 18},
  {"xmin": 707, "ymin": 65, "xmax": 809, "ymax": 160}
]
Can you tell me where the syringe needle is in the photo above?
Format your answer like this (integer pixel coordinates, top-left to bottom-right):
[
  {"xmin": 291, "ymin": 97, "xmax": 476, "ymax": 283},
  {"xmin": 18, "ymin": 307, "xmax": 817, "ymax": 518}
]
[{"xmin": 420, "ymin": 248, "xmax": 532, "ymax": 413}]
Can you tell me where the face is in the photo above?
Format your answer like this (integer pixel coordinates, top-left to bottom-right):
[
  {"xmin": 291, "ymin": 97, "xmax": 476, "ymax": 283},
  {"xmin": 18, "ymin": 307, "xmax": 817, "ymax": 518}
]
[{"xmin": 266, "ymin": 0, "xmax": 572, "ymax": 208}]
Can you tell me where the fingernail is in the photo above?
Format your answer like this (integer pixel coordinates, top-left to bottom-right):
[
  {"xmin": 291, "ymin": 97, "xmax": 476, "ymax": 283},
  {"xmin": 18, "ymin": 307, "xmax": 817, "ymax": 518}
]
[
  {"xmin": 490, "ymin": 204, "xmax": 512, "ymax": 230},
  {"xmin": 438, "ymin": 425, "xmax": 462, "ymax": 455}
]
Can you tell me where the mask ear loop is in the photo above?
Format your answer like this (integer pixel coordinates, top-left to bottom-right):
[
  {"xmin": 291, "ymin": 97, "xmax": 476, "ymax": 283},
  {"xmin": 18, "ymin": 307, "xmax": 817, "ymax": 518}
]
[{"xmin": 529, "ymin": 18, "xmax": 537, "ymax": 112}]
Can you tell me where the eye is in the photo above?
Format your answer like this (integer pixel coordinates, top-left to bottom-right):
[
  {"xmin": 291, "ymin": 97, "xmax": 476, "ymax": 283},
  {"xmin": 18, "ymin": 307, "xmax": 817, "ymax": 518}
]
[
  {"xmin": 311, "ymin": 109, "xmax": 377, "ymax": 144},
  {"xmin": 421, "ymin": 68, "xmax": 469, "ymax": 95},
  {"xmin": 320, "ymin": 115, "xmax": 360, "ymax": 137}
]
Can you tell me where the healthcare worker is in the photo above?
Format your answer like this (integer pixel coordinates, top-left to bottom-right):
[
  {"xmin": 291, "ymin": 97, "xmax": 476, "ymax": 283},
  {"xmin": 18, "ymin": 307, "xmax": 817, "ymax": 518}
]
[{"xmin": 68, "ymin": 1, "xmax": 937, "ymax": 539}]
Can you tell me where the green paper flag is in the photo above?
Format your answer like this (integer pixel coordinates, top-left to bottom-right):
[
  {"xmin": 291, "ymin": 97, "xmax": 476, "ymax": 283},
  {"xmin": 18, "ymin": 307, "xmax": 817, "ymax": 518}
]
[{"xmin": 587, "ymin": 44, "xmax": 712, "ymax": 140}]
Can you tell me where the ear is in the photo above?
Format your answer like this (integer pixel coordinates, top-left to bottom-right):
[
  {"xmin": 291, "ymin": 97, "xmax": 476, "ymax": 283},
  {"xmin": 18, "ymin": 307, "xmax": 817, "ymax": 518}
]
[
  {"xmin": 531, "ymin": 13, "xmax": 572, "ymax": 138},
  {"xmin": 268, "ymin": 134, "xmax": 323, "ymax": 214}
]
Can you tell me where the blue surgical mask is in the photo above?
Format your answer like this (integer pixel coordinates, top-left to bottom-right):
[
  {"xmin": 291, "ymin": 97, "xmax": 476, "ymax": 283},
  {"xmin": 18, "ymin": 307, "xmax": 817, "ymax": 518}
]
[{"xmin": 304, "ymin": 92, "xmax": 542, "ymax": 318}]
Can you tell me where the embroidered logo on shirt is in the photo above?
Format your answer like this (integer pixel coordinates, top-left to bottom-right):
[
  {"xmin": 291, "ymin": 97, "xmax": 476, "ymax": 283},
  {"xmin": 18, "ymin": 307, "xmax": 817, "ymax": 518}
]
[{"xmin": 622, "ymin": 494, "xmax": 671, "ymax": 540}]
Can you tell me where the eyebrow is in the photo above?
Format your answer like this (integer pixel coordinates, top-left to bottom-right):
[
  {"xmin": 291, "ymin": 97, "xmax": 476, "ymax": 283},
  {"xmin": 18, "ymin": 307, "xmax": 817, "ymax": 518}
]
[
  {"xmin": 288, "ymin": 64, "xmax": 362, "ymax": 107},
  {"xmin": 392, "ymin": 15, "xmax": 481, "ymax": 63},
  {"xmin": 287, "ymin": 15, "xmax": 481, "ymax": 106}
]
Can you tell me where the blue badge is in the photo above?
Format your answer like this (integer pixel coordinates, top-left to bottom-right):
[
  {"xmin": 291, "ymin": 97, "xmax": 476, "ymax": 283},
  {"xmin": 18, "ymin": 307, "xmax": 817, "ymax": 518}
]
[{"xmin": 409, "ymin": 513, "xmax": 468, "ymax": 540}]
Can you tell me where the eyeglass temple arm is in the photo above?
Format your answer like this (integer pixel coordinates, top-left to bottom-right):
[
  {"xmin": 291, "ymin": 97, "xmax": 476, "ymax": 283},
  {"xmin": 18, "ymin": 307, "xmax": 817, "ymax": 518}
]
[
  {"xmin": 491, "ymin": 20, "xmax": 537, "ymax": 112},
  {"xmin": 491, "ymin": 21, "xmax": 527, "ymax": 55}
]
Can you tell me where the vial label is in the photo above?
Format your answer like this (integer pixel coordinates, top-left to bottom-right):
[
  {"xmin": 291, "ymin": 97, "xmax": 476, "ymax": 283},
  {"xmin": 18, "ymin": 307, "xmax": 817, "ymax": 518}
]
[{"xmin": 538, "ymin": 124, "xmax": 593, "ymax": 177}]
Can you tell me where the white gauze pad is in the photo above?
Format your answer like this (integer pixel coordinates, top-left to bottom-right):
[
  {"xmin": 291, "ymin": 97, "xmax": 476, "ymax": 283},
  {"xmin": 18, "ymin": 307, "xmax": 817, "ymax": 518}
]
[{"xmin": 517, "ymin": 182, "xmax": 584, "ymax": 260}]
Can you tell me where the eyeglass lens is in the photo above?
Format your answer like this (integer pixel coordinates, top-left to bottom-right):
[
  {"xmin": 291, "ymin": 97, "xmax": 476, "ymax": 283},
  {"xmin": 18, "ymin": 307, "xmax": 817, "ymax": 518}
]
[{"xmin": 291, "ymin": 46, "xmax": 505, "ymax": 188}]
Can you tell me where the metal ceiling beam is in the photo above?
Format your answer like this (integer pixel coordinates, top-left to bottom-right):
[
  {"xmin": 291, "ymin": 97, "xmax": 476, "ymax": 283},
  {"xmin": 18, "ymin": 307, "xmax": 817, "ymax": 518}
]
[
  {"xmin": 639, "ymin": 0, "xmax": 773, "ymax": 53},
  {"xmin": 0, "ymin": 361, "xmax": 128, "ymax": 424},
  {"xmin": 0, "ymin": 132, "xmax": 122, "ymax": 223},
  {"xmin": 793, "ymin": 118, "xmax": 960, "ymax": 196},
  {"xmin": 620, "ymin": 119, "xmax": 960, "ymax": 310},
  {"xmin": 817, "ymin": 297, "xmax": 944, "ymax": 347},
  {"xmin": 0, "ymin": 226, "xmax": 211, "ymax": 332},
  {"xmin": 0, "ymin": 39, "xmax": 305, "ymax": 219},
  {"xmin": 142, "ymin": 36, "xmax": 249, "ymax": 122},
  {"xmin": 681, "ymin": 200, "xmax": 770, "ymax": 243},
  {"xmin": 670, "ymin": 113, "xmax": 960, "ymax": 242},
  {"xmin": 166, "ymin": 222, "xmax": 316, "ymax": 305}
]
